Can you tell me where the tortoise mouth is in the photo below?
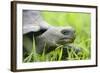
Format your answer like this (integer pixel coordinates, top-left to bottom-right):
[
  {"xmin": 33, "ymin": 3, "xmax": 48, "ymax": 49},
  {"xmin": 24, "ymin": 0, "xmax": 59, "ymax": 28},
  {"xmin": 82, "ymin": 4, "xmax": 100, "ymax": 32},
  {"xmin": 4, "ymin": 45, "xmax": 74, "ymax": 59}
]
[{"xmin": 57, "ymin": 36, "xmax": 75, "ymax": 45}]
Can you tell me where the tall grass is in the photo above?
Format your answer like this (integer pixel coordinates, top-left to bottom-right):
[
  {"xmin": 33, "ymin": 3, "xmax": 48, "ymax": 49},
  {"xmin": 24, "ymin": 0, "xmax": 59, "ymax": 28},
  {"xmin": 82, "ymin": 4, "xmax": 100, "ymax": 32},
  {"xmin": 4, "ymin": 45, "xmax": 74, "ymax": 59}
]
[{"xmin": 23, "ymin": 11, "xmax": 91, "ymax": 62}]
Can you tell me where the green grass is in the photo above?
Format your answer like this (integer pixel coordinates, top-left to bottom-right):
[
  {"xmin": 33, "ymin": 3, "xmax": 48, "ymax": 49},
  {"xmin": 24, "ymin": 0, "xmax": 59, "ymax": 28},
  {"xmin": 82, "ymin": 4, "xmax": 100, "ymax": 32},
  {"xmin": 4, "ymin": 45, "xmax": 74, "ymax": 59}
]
[{"xmin": 23, "ymin": 11, "xmax": 91, "ymax": 62}]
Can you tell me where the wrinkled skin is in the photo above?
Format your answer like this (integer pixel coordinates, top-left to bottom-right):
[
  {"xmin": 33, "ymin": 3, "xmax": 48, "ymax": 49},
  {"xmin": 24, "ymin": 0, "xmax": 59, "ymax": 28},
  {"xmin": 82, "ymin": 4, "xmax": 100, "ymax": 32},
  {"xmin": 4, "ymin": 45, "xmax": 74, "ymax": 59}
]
[{"xmin": 35, "ymin": 26, "xmax": 75, "ymax": 54}]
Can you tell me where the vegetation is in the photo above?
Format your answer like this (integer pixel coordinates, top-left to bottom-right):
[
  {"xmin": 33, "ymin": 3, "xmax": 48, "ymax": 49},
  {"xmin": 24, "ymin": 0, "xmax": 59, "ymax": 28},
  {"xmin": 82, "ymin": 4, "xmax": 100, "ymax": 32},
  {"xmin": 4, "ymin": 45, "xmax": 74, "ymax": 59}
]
[{"xmin": 23, "ymin": 11, "xmax": 91, "ymax": 62}]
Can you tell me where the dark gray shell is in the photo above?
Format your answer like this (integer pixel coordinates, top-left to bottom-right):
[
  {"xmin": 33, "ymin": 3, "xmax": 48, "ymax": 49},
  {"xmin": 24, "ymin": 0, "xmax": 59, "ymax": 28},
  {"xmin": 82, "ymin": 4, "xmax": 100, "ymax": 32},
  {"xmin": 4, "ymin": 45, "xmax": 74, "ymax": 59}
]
[{"xmin": 23, "ymin": 10, "xmax": 50, "ymax": 34}]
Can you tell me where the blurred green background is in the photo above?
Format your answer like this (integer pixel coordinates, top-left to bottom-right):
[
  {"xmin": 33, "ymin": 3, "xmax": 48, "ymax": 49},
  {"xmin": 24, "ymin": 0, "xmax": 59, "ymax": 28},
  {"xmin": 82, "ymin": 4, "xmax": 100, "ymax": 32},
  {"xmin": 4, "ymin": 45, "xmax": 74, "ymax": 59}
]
[{"xmin": 23, "ymin": 11, "xmax": 91, "ymax": 62}]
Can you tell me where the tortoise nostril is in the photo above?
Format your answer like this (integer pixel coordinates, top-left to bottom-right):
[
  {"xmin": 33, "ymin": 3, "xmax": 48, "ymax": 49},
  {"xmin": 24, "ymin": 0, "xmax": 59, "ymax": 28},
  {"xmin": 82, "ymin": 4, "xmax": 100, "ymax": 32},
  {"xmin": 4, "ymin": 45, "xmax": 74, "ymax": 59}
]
[{"xmin": 61, "ymin": 29, "xmax": 75, "ymax": 35}]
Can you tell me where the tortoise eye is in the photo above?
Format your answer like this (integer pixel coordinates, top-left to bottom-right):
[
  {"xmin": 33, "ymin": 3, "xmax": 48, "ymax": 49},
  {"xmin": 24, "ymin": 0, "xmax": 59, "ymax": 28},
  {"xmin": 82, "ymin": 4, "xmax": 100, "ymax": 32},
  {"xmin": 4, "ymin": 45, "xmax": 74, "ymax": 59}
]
[{"xmin": 61, "ymin": 29, "xmax": 71, "ymax": 35}]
